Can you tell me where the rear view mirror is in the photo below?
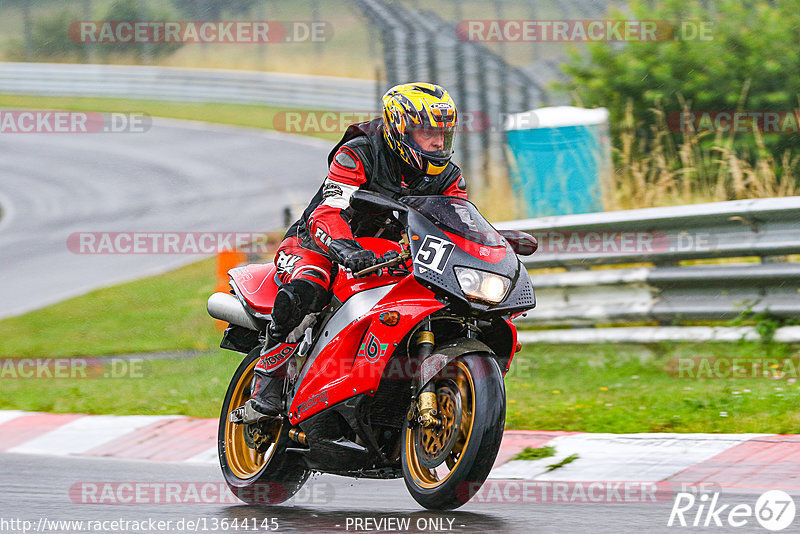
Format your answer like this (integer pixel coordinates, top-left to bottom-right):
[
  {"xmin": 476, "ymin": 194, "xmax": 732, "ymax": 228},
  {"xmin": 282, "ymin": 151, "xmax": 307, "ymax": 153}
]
[
  {"xmin": 499, "ymin": 230, "xmax": 538, "ymax": 256},
  {"xmin": 349, "ymin": 190, "xmax": 409, "ymax": 215}
]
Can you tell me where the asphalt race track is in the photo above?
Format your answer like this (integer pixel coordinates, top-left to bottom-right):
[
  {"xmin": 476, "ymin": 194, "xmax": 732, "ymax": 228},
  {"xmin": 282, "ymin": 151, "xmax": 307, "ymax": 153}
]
[
  {"xmin": 0, "ymin": 452, "xmax": 769, "ymax": 534},
  {"xmin": 0, "ymin": 118, "xmax": 329, "ymax": 319}
]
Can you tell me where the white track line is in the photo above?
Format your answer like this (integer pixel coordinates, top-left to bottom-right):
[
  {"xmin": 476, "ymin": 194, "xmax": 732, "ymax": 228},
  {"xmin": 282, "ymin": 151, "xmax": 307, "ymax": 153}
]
[
  {"xmin": 490, "ymin": 433, "xmax": 770, "ymax": 481},
  {"xmin": 185, "ymin": 446, "xmax": 219, "ymax": 464},
  {"xmin": 0, "ymin": 410, "xmax": 29, "ymax": 425}
]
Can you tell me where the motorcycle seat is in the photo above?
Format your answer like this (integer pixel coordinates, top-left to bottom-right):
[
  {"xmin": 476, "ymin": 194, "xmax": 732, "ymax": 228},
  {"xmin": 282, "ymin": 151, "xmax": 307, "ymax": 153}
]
[{"xmin": 228, "ymin": 262, "xmax": 281, "ymax": 315}]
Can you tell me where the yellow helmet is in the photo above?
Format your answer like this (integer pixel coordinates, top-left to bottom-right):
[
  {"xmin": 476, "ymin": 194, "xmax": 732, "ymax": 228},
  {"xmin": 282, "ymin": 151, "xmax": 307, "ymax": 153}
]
[{"xmin": 382, "ymin": 82, "xmax": 457, "ymax": 176}]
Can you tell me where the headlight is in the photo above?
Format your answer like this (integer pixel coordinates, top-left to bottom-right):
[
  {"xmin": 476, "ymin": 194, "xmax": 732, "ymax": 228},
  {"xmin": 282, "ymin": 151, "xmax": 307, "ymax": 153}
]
[{"xmin": 454, "ymin": 267, "xmax": 510, "ymax": 304}]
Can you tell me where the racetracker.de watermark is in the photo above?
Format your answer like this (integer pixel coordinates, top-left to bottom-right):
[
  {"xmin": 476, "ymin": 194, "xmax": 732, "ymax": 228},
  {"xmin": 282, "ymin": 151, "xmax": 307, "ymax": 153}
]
[
  {"xmin": 272, "ymin": 110, "xmax": 495, "ymax": 134},
  {"xmin": 67, "ymin": 230, "xmax": 715, "ymax": 256},
  {"xmin": 0, "ymin": 358, "xmax": 148, "ymax": 379},
  {"xmin": 273, "ymin": 109, "xmax": 799, "ymax": 138},
  {"xmin": 458, "ymin": 480, "xmax": 675, "ymax": 504},
  {"xmin": 533, "ymin": 230, "xmax": 714, "ymax": 255},
  {"xmin": 67, "ymin": 232, "xmax": 280, "ymax": 254},
  {"xmin": 666, "ymin": 356, "xmax": 800, "ymax": 379},
  {"xmin": 1, "ymin": 517, "xmax": 280, "ymax": 533},
  {"xmin": 270, "ymin": 109, "xmax": 604, "ymax": 134},
  {"xmin": 273, "ymin": 109, "xmax": 596, "ymax": 134},
  {"xmin": 0, "ymin": 111, "xmax": 150, "ymax": 134},
  {"xmin": 667, "ymin": 110, "xmax": 800, "ymax": 134},
  {"xmin": 69, "ymin": 481, "xmax": 333, "ymax": 505},
  {"xmin": 69, "ymin": 20, "xmax": 332, "ymax": 43},
  {"xmin": 273, "ymin": 109, "xmax": 612, "ymax": 134},
  {"xmin": 456, "ymin": 19, "xmax": 713, "ymax": 42}
]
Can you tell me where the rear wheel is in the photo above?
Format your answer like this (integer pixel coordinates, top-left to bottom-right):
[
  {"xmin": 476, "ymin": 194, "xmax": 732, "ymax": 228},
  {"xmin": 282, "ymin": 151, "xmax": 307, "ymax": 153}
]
[
  {"xmin": 218, "ymin": 347, "xmax": 309, "ymax": 504},
  {"xmin": 401, "ymin": 354, "xmax": 505, "ymax": 510}
]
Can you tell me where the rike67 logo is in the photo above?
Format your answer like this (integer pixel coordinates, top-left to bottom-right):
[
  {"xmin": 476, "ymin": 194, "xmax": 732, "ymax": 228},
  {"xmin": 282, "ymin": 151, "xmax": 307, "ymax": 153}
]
[
  {"xmin": 668, "ymin": 490, "xmax": 796, "ymax": 531},
  {"xmin": 358, "ymin": 333, "xmax": 388, "ymax": 363}
]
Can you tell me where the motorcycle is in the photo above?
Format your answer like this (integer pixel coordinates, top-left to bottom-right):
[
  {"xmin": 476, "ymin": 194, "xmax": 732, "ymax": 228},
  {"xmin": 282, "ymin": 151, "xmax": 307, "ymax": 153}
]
[{"xmin": 206, "ymin": 191, "xmax": 537, "ymax": 510}]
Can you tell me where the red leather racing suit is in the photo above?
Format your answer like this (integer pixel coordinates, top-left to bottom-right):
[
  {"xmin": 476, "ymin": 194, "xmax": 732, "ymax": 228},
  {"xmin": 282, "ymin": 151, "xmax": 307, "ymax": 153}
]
[{"xmin": 274, "ymin": 118, "xmax": 467, "ymax": 293}]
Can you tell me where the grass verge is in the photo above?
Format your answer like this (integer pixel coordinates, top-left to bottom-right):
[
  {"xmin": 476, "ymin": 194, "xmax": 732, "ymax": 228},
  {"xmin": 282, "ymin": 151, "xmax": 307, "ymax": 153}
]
[
  {"xmin": 0, "ymin": 94, "xmax": 341, "ymax": 142},
  {"xmin": 0, "ymin": 352, "xmax": 238, "ymax": 417},
  {"xmin": 504, "ymin": 342, "xmax": 800, "ymax": 434},
  {"xmin": 0, "ymin": 258, "xmax": 221, "ymax": 358}
]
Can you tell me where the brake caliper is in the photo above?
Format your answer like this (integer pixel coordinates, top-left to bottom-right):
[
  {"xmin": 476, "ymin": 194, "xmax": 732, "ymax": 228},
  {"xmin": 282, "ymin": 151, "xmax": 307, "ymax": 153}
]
[{"xmin": 417, "ymin": 390, "xmax": 440, "ymax": 428}]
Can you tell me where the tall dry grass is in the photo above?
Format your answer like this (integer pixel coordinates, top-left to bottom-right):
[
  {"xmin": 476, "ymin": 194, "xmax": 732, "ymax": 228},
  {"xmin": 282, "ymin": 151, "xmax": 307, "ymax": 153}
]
[
  {"xmin": 474, "ymin": 152, "xmax": 529, "ymax": 222},
  {"xmin": 609, "ymin": 99, "xmax": 798, "ymax": 210}
]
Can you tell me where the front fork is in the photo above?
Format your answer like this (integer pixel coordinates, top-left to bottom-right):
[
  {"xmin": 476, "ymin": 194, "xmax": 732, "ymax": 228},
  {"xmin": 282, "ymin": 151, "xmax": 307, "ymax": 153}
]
[{"xmin": 409, "ymin": 321, "xmax": 439, "ymax": 429}]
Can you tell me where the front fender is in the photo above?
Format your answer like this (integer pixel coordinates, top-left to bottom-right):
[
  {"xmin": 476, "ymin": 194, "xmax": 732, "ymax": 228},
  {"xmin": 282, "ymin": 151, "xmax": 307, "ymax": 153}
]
[{"xmin": 419, "ymin": 338, "xmax": 494, "ymax": 389}]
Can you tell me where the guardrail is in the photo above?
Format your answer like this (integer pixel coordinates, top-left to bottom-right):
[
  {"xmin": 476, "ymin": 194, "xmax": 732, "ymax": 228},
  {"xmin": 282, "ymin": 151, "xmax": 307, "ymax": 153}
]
[
  {"xmin": 0, "ymin": 62, "xmax": 376, "ymax": 111},
  {"xmin": 494, "ymin": 197, "xmax": 800, "ymax": 329}
]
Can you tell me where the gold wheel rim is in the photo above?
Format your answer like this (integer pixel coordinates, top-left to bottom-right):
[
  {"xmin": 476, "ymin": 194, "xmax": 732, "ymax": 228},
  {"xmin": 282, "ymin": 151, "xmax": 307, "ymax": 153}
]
[
  {"xmin": 405, "ymin": 359, "xmax": 476, "ymax": 489},
  {"xmin": 224, "ymin": 358, "xmax": 282, "ymax": 480}
]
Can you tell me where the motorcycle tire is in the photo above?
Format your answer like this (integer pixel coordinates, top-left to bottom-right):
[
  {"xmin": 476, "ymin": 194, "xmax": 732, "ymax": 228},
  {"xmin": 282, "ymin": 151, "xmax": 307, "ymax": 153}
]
[
  {"xmin": 218, "ymin": 346, "xmax": 309, "ymax": 505},
  {"xmin": 401, "ymin": 354, "xmax": 506, "ymax": 510}
]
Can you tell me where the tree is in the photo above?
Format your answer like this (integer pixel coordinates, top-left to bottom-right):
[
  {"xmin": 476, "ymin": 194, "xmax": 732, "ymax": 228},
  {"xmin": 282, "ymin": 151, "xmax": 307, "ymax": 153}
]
[
  {"xmin": 95, "ymin": 0, "xmax": 183, "ymax": 61},
  {"xmin": 6, "ymin": 8, "xmax": 88, "ymax": 62},
  {"xmin": 561, "ymin": 0, "xmax": 800, "ymax": 159},
  {"xmin": 171, "ymin": 0, "xmax": 258, "ymax": 20}
]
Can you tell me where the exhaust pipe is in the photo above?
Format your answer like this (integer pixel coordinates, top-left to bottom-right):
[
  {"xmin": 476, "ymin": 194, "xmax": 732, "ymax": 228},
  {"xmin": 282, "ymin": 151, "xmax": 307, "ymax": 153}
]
[{"xmin": 207, "ymin": 292, "xmax": 266, "ymax": 331}]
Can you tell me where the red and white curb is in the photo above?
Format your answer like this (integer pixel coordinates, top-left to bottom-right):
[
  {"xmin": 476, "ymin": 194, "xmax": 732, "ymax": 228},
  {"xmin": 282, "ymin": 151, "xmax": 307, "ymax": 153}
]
[
  {"xmin": 0, "ymin": 411, "xmax": 216, "ymax": 463},
  {"xmin": 491, "ymin": 432, "xmax": 800, "ymax": 491},
  {"xmin": 1, "ymin": 411, "xmax": 798, "ymax": 490}
]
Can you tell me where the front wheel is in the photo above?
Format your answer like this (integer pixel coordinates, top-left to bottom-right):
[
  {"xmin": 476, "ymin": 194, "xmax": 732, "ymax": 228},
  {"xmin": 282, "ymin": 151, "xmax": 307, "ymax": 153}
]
[
  {"xmin": 402, "ymin": 354, "xmax": 506, "ymax": 510},
  {"xmin": 218, "ymin": 347, "xmax": 309, "ymax": 505}
]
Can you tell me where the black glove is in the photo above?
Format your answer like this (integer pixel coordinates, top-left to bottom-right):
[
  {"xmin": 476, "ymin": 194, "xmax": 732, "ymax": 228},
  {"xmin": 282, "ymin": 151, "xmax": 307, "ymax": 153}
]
[{"xmin": 328, "ymin": 239, "xmax": 379, "ymax": 274}]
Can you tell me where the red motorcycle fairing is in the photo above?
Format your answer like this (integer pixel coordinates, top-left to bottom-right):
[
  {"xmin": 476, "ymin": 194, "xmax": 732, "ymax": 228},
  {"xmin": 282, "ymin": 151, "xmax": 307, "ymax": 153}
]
[
  {"xmin": 287, "ymin": 274, "xmax": 444, "ymax": 425},
  {"xmin": 229, "ymin": 262, "xmax": 280, "ymax": 315}
]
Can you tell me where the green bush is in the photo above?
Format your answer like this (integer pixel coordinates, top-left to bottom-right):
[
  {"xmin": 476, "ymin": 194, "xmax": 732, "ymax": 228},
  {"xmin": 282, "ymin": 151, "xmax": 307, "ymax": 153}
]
[
  {"xmin": 6, "ymin": 8, "xmax": 88, "ymax": 62},
  {"xmin": 561, "ymin": 0, "xmax": 800, "ymax": 163},
  {"xmin": 94, "ymin": 0, "xmax": 183, "ymax": 61},
  {"xmin": 6, "ymin": 1, "xmax": 184, "ymax": 63}
]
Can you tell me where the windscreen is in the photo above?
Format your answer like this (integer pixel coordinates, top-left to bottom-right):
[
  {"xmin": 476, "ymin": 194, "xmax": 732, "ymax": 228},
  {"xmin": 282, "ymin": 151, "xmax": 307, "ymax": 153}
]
[{"xmin": 403, "ymin": 196, "xmax": 506, "ymax": 247}]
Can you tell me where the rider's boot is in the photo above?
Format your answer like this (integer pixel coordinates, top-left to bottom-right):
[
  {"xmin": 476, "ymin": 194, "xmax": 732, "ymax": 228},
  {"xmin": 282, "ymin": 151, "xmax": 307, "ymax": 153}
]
[
  {"xmin": 233, "ymin": 330, "xmax": 292, "ymax": 423},
  {"xmin": 248, "ymin": 335, "xmax": 286, "ymax": 417},
  {"xmin": 233, "ymin": 279, "xmax": 324, "ymax": 424}
]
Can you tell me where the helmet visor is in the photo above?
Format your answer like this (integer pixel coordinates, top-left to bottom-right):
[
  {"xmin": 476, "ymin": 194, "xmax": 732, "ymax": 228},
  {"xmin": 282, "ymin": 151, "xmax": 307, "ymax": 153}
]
[{"xmin": 403, "ymin": 124, "xmax": 456, "ymax": 160}]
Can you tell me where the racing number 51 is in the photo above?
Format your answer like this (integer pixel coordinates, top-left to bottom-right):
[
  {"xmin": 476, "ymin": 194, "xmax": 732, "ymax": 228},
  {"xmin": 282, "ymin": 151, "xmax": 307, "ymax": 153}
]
[{"xmin": 415, "ymin": 236, "xmax": 455, "ymax": 273}]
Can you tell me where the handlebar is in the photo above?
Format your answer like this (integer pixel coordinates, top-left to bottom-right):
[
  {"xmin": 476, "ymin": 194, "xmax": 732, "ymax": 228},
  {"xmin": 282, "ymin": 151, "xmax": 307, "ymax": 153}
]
[{"xmin": 353, "ymin": 249, "xmax": 412, "ymax": 278}]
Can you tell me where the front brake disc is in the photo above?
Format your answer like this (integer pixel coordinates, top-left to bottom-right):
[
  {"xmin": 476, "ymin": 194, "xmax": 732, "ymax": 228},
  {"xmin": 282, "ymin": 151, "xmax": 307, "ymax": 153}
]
[{"xmin": 414, "ymin": 383, "xmax": 462, "ymax": 469}]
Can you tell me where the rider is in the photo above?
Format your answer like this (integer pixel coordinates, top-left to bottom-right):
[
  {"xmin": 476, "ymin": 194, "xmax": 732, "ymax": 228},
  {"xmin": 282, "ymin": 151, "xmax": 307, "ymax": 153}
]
[{"xmin": 245, "ymin": 82, "xmax": 468, "ymax": 420}]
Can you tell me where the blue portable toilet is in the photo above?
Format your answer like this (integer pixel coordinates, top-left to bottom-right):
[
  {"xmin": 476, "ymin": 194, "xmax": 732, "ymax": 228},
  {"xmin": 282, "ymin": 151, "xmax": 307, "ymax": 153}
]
[{"xmin": 505, "ymin": 106, "xmax": 611, "ymax": 217}]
